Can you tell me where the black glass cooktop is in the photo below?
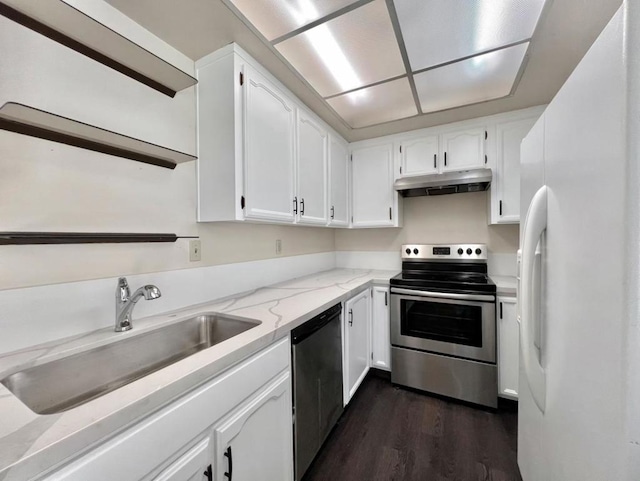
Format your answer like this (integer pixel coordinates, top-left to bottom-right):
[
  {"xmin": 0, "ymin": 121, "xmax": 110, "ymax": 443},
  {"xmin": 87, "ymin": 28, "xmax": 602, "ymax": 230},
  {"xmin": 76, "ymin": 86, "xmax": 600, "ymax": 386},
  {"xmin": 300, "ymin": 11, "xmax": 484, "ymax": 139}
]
[{"xmin": 391, "ymin": 261, "xmax": 496, "ymax": 294}]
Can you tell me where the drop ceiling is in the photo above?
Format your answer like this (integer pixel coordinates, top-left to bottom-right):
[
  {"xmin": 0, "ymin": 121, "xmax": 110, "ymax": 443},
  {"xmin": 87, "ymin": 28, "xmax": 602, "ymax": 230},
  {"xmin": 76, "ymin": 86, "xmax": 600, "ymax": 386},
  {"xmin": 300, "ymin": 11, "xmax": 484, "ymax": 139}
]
[{"xmin": 105, "ymin": 0, "xmax": 622, "ymax": 141}]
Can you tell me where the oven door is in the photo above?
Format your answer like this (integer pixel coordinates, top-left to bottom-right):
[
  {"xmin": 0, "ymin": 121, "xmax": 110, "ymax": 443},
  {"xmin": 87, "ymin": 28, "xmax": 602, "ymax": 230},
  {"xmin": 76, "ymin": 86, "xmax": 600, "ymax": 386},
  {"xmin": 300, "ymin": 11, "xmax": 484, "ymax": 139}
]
[{"xmin": 390, "ymin": 288, "xmax": 496, "ymax": 363}]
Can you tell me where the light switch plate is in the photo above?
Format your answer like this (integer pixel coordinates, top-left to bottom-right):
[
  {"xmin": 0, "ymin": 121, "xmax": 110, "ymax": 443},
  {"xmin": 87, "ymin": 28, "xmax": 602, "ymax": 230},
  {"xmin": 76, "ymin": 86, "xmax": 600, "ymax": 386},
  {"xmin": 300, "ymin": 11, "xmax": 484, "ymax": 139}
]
[{"xmin": 189, "ymin": 240, "xmax": 202, "ymax": 262}]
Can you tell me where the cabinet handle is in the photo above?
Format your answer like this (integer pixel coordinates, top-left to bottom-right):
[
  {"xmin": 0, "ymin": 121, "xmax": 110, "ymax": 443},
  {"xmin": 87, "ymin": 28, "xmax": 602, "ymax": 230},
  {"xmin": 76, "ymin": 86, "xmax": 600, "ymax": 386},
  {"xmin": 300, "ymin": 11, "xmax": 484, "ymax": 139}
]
[
  {"xmin": 204, "ymin": 464, "xmax": 213, "ymax": 481},
  {"xmin": 500, "ymin": 302, "xmax": 503, "ymax": 319},
  {"xmin": 348, "ymin": 309, "xmax": 353, "ymax": 326},
  {"xmin": 499, "ymin": 200, "xmax": 503, "ymax": 216},
  {"xmin": 433, "ymin": 154, "xmax": 437, "ymax": 169},
  {"xmin": 331, "ymin": 205, "xmax": 335, "ymax": 219},
  {"xmin": 384, "ymin": 292, "xmax": 388, "ymax": 306},
  {"xmin": 293, "ymin": 197, "xmax": 298, "ymax": 215},
  {"xmin": 444, "ymin": 152, "xmax": 447, "ymax": 166},
  {"xmin": 224, "ymin": 446, "xmax": 233, "ymax": 480},
  {"xmin": 300, "ymin": 198, "xmax": 305, "ymax": 215},
  {"xmin": 389, "ymin": 207, "xmax": 392, "ymax": 220}
]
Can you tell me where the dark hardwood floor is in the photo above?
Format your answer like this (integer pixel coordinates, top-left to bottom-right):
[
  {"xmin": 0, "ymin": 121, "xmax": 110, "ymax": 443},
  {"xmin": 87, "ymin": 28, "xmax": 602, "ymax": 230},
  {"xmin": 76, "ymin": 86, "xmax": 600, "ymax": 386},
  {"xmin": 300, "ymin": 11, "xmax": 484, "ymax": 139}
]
[{"xmin": 303, "ymin": 374, "xmax": 522, "ymax": 481}]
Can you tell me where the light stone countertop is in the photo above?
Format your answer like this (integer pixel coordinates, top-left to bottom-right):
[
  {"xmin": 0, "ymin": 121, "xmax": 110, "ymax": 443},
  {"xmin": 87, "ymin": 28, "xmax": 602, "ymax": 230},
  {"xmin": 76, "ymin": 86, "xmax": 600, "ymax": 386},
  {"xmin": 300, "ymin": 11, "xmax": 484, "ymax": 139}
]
[
  {"xmin": 0, "ymin": 268, "xmax": 398, "ymax": 481},
  {"xmin": 490, "ymin": 275, "xmax": 517, "ymax": 296}
]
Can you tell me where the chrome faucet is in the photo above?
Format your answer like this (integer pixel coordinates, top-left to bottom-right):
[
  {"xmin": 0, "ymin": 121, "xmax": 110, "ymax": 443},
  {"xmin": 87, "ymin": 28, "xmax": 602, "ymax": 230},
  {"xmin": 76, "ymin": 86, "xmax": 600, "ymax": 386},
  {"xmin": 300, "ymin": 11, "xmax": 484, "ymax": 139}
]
[{"xmin": 115, "ymin": 277, "xmax": 161, "ymax": 332}]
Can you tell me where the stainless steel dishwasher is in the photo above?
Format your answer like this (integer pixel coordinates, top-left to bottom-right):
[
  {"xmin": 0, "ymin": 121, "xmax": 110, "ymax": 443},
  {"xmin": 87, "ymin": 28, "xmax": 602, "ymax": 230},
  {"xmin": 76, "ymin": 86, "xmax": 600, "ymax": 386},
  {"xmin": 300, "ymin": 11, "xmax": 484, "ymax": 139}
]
[{"xmin": 291, "ymin": 303, "xmax": 344, "ymax": 481}]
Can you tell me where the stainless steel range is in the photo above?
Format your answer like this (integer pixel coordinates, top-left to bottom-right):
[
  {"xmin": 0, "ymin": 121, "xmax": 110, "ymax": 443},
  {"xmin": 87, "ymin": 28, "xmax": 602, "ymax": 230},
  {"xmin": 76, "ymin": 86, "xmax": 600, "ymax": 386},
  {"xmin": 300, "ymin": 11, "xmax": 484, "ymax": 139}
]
[{"xmin": 390, "ymin": 244, "xmax": 498, "ymax": 408}]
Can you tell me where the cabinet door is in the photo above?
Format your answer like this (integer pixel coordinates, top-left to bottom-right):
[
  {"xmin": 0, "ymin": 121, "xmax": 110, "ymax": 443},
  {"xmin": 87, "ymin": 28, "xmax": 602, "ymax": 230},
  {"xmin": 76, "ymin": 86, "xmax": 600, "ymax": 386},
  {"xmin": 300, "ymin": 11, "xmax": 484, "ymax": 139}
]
[
  {"xmin": 344, "ymin": 289, "xmax": 371, "ymax": 404},
  {"xmin": 371, "ymin": 287, "xmax": 390, "ymax": 371},
  {"xmin": 328, "ymin": 136, "xmax": 349, "ymax": 227},
  {"xmin": 243, "ymin": 66, "xmax": 296, "ymax": 223},
  {"xmin": 297, "ymin": 110, "xmax": 327, "ymax": 225},
  {"xmin": 440, "ymin": 127, "xmax": 486, "ymax": 172},
  {"xmin": 214, "ymin": 372, "xmax": 293, "ymax": 481},
  {"xmin": 351, "ymin": 144, "xmax": 395, "ymax": 227},
  {"xmin": 153, "ymin": 439, "xmax": 212, "ymax": 481},
  {"xmin": 494, "ymin": 117, "xmax": 538, "ymax": 224},
  {"xmin": 400, "ymin": 136, "xmax": 438, "ymax": 176},
  {"xmin": 498, "ymin": 296, "xmax": 519, "ymax": 399}
]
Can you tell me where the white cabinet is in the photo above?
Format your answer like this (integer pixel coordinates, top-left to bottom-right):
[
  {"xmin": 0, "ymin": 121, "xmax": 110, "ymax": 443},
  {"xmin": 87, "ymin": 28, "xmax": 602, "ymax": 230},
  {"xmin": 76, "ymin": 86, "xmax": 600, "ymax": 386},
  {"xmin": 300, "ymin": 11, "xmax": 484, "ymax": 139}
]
[
  {"xmin": 214, "ymin": 372, "xmax": 294, "ymax": 481},
  {"xmin": 196, "ymin": 44, "xmax": 347, "ymax": 227},
  {"xmin": 440, "ymin": 127, "xmax": 487, "ymax": 172},
  {"xmin": 351, "ymin": 143, "xmax": 401, "ymax": 228},
  {"xmin": 43, "ymin": 338, "xmax": 292, "ymax": 481},
  {"xmin": 489, "ymin": 109, "xmax": 544, "ymax": 225},
  {"xmin": 296, "ymin": 110, "xmax": 327, "ymax": 225},
  {"xmin": 328, "ymin": 135, "xmax": 349, "ymax": 227},
  {"xmin": 153, "ymin": 439, "xmax": 211, "ymax": 481},
  {"xmin": 498, "ymin": 296, "xmax": 519, "ymax": 399},
  {"xmin": 399, "ymin": 135, "xmax": 439, "ymax": 176},
  {"xmin": 343, "ymin": 289, "xmax": 371, "ymax": 404},
  {"xmin": 243, "ymin": 65, "xmax": 296, "ymax": 223},
  {"xmin": 371, "ymin": 286, "xmax": 391, "ymax": 371}
]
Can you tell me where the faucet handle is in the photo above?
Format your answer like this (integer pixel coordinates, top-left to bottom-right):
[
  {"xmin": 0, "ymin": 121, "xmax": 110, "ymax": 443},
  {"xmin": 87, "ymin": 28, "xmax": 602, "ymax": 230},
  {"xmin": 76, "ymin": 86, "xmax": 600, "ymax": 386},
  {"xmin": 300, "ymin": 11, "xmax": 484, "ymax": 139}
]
[{"xmin": 117, "ymin": 277, "xmax": 130, "ymax": 302}]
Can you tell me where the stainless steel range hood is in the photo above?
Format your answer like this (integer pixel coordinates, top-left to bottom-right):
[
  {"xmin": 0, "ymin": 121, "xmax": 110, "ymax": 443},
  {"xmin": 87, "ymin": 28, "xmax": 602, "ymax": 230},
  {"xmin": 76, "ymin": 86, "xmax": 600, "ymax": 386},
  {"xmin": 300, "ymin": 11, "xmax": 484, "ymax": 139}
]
[{"xmin": 393, "ymin": 169, "xmax": 492, "ymax": 197}]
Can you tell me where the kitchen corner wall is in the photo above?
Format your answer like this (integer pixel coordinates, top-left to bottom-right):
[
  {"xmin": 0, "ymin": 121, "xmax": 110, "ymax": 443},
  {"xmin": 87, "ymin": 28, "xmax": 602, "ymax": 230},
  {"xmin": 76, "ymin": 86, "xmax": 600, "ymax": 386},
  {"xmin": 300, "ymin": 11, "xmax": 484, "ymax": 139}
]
[
  {"xmin": 335, "ymin": 191, "xmax": 519, "ymax": 256},
  {"xmin": 0, "ymin": 1, "xmax": 334, "ymax": 292}
]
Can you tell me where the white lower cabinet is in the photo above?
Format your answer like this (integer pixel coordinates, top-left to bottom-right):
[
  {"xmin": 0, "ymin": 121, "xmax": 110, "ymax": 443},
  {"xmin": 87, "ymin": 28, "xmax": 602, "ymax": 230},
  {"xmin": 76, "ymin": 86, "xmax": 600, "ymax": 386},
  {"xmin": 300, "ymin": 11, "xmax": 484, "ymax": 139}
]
[
  {"xmin": 41, "ymin": 338, "xmax": 293, "ymax": 481},
  {"xmin": 497, "ymin": 296, "xmax": 519, "ymax": 399},
  {"xmin": 370, "ymin": 286, "xmax": 391, "ymax": 371},
  {"xmin": 214, "ymin": 372, "xmax": 293, "ymax": 481},
  {"xmin": 343, "ymin": 289, "xmax": 371, "ymax": 405}
]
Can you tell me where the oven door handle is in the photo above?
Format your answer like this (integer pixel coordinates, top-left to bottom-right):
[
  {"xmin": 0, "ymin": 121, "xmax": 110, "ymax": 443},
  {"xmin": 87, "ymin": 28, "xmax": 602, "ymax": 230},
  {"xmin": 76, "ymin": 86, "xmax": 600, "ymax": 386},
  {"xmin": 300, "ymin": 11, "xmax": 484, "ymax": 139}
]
[{"xmin": 390, "ymin": 288, "xmax": 495, "ymax": 302}]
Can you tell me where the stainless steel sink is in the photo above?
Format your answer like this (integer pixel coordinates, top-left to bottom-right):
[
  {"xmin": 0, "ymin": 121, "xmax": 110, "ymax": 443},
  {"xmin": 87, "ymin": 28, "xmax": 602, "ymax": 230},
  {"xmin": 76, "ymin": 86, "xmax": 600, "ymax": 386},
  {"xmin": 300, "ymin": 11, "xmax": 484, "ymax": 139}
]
[{"xmin": 1, "ymin": 314, "xmax": 260, "ymax": 415}]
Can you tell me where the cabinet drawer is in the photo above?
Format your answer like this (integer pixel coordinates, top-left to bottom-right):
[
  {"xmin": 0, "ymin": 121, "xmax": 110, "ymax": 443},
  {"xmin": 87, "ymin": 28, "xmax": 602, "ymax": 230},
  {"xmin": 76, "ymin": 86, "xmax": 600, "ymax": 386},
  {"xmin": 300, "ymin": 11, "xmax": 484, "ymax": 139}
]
[{"xmin": 42, "ymin": 338, "xmax": 290, "ymax": 481}]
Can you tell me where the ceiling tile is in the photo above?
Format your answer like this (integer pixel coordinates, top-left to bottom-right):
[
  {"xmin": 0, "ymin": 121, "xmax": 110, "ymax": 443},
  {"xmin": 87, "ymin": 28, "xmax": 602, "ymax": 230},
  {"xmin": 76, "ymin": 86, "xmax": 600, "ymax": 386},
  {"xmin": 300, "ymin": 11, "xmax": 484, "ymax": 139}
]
[
  {"xmin": 394, "ymin": 0, "xmax": 545, "ymax": 71},
  {"xmin": 327, "ymin": 78, "xmax": 417, "ymax": 128},
  {"xmin": 414, "ymin": 43, "xmax": 529, "ymax": 113},
  {"xmin": 228, "ymin": 0, "xmax": 358, "ymax": 41},
  {"xmin": 276, "ymin": 0, "xmax": 405, "ymax": 97}
]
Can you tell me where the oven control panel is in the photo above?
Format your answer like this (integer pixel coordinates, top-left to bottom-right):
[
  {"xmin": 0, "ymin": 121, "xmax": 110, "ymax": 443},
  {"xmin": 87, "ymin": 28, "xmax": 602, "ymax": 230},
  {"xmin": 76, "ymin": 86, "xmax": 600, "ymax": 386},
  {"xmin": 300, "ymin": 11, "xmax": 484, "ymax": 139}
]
[{"xmin": 402, "ymin": 244, "xmax": 488, "ymax": 260}]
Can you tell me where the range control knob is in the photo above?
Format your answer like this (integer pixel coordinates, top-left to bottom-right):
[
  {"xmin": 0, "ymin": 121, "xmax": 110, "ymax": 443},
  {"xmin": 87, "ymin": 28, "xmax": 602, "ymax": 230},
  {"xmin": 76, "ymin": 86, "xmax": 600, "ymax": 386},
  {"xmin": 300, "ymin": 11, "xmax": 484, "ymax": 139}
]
[
  {"xmin": 476, "ymin": 248, "xmax": 482, "ymax": 255},
  {"xmin": 458, "ymin": 248, "xmax": 464, "ymax": 255},
  {"xmin": 413, "ymin": 248, "xmax": 419, "ymax": 255},
  {"xmin": 405, "ymin": 248, "xmax": 411, "ymax": 255},
  {"xmin": 466, "ymin": 248, "xmax": 472, "ymax": 255}
]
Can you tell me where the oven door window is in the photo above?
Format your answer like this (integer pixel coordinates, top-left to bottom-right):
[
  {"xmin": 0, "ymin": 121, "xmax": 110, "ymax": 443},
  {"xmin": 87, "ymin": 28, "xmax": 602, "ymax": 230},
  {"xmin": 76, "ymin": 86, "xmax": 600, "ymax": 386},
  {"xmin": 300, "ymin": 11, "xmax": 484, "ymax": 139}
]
[{"xmin": 400, "ymin": 299, "xmax": 483, "ymax": 347}]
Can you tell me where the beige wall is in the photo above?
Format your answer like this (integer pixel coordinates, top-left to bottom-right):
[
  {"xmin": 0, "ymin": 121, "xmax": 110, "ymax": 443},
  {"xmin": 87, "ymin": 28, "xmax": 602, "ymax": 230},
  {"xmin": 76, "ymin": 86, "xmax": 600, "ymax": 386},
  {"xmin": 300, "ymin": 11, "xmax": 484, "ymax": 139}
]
[{"xmin": 335, "ymin": 191, "xmax": 519, "ymax": 253}]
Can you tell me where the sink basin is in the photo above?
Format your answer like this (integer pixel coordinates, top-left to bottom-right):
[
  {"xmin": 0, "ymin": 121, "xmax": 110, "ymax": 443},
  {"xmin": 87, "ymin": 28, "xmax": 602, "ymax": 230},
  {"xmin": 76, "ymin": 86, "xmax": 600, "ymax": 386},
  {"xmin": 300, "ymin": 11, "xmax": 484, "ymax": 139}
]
[{"xmin": 1, "ymin": 314, "xmax": 260, "ymax": 415}]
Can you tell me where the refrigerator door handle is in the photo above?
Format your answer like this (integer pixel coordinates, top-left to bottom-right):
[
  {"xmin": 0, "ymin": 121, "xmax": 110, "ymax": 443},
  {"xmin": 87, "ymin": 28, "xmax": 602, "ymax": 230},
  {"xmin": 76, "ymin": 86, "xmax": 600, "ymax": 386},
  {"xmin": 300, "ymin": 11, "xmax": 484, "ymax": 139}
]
[{"xmin": 521, "ymin": 185, "xmax": 548, "ymax": 413}]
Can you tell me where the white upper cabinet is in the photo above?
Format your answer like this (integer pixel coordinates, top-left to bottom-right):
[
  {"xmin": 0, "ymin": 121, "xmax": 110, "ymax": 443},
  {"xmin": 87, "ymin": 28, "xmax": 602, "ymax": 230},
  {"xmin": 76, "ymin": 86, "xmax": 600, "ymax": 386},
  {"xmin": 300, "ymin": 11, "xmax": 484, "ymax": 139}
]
[
  {"xmin": 351, "ymin": 143, "xmax": 401, "ymax": 228},
  {"xmin": 489, "ymin": 108, "xmax": 544, "ymax": 224},
  {"xmin": 328, "ymin": 135, "xmax": 350, "ymax": 227},
  {"xmin": 440, "ymin": 127, "xmax": 487, "ymax": 172},
  {"xmin": 244, "ymin": 65, "xmax": 296, "ymax": 223},
  {"xmin": 296, "ymin": 109, "xmax": 328, "ymax": 225},
  {"xmin": 196, "ymin": 44, "xmax": 346, "ymax": 227},
  {"xmin": 400, "ymin": 135, "xmax": 439, "ymax": 176}
]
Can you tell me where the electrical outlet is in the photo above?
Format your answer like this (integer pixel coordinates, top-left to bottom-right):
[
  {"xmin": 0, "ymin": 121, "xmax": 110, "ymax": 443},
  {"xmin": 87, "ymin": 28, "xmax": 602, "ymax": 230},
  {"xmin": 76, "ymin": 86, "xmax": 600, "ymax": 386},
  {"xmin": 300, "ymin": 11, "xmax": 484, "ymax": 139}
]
[
  {"xmin": 189, "ymin": 240, "xmax": 201, "ymax": 262},
  {"xmin": 276, "ymin": 239, "xmax": 282, "ymax": 255}
]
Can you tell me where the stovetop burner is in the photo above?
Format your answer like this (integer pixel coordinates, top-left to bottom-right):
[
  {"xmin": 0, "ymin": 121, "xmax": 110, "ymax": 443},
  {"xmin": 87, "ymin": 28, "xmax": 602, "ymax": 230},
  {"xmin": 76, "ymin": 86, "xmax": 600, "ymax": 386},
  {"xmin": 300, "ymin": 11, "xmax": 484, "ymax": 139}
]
[{"xmin": 391, "ymin": 244, "xmax": 496, "ymax": 295}]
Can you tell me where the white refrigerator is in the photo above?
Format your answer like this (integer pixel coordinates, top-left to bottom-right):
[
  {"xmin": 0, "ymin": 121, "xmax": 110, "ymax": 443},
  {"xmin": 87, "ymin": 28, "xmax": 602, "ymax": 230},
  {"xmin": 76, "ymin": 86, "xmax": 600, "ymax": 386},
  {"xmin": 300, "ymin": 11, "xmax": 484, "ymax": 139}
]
[{"xmin": 518, "ymin": 3, "xmax": 640, "ymax": 481}]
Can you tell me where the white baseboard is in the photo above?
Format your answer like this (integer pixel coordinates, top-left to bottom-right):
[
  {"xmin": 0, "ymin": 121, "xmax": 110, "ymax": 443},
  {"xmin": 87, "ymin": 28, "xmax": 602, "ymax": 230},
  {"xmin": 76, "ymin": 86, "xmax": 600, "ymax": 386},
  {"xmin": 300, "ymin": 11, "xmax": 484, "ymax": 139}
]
[
  {"xmin": 0, "ymin": 252, "xmax": 336, "ymax": 355},
  {"xmin": 335, "ymin": 251, "xmax": 402, "ymax": 271}
]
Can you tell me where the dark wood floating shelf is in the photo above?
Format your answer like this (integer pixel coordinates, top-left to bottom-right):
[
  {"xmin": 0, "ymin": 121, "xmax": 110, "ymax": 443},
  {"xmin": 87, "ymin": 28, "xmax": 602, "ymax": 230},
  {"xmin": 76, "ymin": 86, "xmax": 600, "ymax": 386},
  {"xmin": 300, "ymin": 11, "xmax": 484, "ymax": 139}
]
[
  {"xmin": 0, "ymin": 103, "xmax": 197, "ymax": 169},
  {"xmin": 0, "ymin": 232, "xmax": 199, "ymax": 245},
  {"xmin": 0, "ymin": 0, "xmax": 197, "ymax": 97}
]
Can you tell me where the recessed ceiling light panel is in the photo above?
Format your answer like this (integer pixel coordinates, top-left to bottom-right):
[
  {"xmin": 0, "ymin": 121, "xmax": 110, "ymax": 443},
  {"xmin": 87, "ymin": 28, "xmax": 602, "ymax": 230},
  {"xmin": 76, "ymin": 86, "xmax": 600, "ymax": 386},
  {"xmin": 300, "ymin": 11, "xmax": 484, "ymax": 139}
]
[
  {"xmin": 414, "ymin": 42, "xmax": 529, "ymax": 113},
  {"xmin": 276, "ymin": 0, "xmax": 405, "ymax": 97},
  {"xmin": 327, "ymin": 77, "xmax": 417, "ymax": 128},
  {"xmin": 394, "ymin": 0, "xmax": 545, "ymax": 71},
  {"xmin": 228, "ymin": 0, "xmax": 358, "ymax": 41}
]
